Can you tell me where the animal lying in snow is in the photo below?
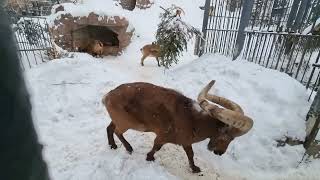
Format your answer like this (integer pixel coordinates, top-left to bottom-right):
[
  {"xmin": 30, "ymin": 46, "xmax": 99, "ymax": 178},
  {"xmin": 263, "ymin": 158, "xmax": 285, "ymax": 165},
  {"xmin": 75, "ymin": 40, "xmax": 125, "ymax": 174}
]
[{"xmin": 102, "ymin": 80, "xmax": 253, "ymax": 173}]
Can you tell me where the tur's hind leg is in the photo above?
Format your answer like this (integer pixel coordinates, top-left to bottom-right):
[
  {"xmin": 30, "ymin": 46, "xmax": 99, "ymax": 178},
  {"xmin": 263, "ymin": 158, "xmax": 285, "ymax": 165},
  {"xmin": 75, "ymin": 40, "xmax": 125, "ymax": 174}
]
[
  {"xmin": 141, "ymin": 55, "xmax": 147, "ymax": 66},
  {"xmin": 115, "ymin": 130, "xmax": 133, "ymax": 154},
  {"xmin": 107, "ymin": 122, "xmax": 117, "ymax": 149},
  {"xmin": 156, "ymin": 57, "xmax": 160, "ymax": 67}
]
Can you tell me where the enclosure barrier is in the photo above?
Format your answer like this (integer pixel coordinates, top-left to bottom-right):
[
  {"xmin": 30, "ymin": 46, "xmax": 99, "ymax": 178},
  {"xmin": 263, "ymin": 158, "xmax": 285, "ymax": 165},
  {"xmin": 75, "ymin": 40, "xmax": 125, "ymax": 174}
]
[
  {"xmin": 12, "ymin": 16, "xmax": 54, "ymax": 70},
  {"xmin": 196, "ymin": 0, "xmax": 320, "ymax": 96},
  {"xmin": 5, "ymin": 0, "xmax": 59, "ymax": 70},
  {"xmin": 196, "ymin": 0, "xmax": 320, "ymax": 150}
]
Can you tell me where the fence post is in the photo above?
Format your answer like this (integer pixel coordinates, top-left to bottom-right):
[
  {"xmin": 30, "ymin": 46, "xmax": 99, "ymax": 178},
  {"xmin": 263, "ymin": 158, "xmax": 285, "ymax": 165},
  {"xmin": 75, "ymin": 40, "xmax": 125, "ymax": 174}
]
[
  {"xmin": 197, "ymin": 0, "xmax": 211, "ymax": 56},
  {"xmin": 232, "ymin": 0, "xmax": 254, "ymax": 60},
  {"xmin": 304, "ymin": 90, "xmax": 320, "ymax": 149}
]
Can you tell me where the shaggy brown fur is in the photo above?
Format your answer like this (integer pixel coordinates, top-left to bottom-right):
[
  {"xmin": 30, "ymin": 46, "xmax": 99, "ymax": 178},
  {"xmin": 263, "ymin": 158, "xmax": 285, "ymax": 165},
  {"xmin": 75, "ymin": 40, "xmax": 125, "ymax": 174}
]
[
  {"xmin": 78, "ymin": 39, "xmax": 104, "ymax": 58},
  {"xmin": 140, "ymin": 43, "xmax": 160, "ymax": 67},
  {"xmin": 102, "ymin": 82, "xmax": 250, "ymax": 173}
]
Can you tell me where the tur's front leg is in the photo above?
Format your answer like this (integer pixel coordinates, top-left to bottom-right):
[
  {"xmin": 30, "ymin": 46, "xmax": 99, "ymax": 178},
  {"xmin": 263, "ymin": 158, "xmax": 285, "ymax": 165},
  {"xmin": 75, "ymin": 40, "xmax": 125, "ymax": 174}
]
[
  {"xmin": 115, "ymin": 132, "xmax": 133, "ymax": 154},
  {"xmin": 146, "ymin": 136, "xmax": 164, "ymax": 161},
  {"xmin": 183, "ymin": 145, "xmax": 201, "ymax": 173}
]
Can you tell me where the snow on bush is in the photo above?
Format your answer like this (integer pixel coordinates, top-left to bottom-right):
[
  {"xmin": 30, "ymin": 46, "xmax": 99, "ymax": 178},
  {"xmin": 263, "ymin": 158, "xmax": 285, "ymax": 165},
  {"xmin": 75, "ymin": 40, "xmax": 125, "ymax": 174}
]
[{"xmin": 155, "ymin": 5, "xmax": 202, "ymax": 68}]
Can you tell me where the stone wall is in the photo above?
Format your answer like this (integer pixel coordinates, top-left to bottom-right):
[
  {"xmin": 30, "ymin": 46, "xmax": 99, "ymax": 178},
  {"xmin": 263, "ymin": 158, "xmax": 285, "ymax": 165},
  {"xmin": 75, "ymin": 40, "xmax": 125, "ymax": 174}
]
[
  {"xmin": 119, "ymin": 0, "xmax": 136, "ymax": 11},
  {"xmin": 118, "ymin": 0, "xmax": 153, "ymax": 10},
  {"xmin": 50, "ymin": 12, "xmax": 133, "ymax": 56},
  {"xmin": 136, "ymin": 0, "xmax": 153, "ymax": 9}
]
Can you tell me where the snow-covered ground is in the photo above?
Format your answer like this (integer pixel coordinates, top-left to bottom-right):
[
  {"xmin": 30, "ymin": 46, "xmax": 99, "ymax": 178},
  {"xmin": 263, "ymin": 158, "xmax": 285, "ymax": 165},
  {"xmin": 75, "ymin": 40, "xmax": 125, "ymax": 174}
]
[
  {"xmin": 25, "ymin": 53, "xmax": 320, "ymax": 180},
  {"xmin": 21, "ymin": 0, "xmax": 320, "ymax": 179}
]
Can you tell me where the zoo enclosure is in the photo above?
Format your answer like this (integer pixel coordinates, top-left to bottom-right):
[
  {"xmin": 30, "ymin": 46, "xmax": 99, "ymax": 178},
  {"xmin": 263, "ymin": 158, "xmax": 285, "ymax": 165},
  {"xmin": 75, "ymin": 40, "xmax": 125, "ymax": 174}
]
[
  {"xmin": 6, "ymin": 0, "xmax": 56, "ymax": 17},
  {"xmin": 12, "ymin": 16, "xmax": 54, "ymax": 70},
  {"xmin": 5, "ymin": 0, "xmax": 62, "ymax": 70},
  {"xmin": 196, "ymin": 0, "xmax": 320, "ymax": 98}
]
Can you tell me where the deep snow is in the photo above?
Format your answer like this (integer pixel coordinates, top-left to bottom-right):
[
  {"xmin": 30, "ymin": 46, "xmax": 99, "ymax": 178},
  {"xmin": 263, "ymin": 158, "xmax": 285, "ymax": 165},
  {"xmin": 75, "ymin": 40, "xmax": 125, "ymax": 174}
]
[
  {"xmin": 22, "ymin": 0, "xmax": 320, "ymax": 179},
  {"xmin": 25, "ymin": 53, "xmax": 319, "ymax": 180}
]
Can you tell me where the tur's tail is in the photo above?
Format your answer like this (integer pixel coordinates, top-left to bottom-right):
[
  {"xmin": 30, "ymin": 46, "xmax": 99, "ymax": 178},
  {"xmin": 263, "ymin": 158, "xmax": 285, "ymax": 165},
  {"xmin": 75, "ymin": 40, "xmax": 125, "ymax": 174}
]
[{"xmin": 101, "ymin": 92, "xmax": 110, "ymax": 105}]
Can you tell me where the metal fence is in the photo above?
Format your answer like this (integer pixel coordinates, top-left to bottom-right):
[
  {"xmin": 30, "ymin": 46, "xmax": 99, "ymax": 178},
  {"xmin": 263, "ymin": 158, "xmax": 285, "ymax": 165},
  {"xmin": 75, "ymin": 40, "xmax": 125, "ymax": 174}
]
[
  {"xmin": 6, "ymin": 0, "xmax": 57, "ymax": 19},
  {"xmin": 196, "ymin": 0, "xmax": 320, "ymax": 97},
  {"xmin": 11, "ymin": 16, "xmax": 54, "ymax": 70},
  {"xmin": 5, "ymin": 0, "xmax": 60, "ymax": 70}
]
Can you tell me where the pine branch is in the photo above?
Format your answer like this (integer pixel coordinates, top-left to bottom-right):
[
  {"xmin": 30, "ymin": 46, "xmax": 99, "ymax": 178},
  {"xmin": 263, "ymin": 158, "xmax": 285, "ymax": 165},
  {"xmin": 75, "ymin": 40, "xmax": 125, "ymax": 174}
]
[
  {"xmin": 159, "ymin": 5, "xmax": 204, "ymax": 40},
  {"xmin": 156, "ymin": 5, "xmax": 206, "ymax": 68}
]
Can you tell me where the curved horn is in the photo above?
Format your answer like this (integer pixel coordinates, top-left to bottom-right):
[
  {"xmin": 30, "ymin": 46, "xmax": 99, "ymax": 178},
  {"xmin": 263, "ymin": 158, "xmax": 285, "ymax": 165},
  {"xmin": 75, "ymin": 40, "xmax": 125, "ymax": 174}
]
[
  {"xmin": 206, "ymin": 94, "xmax": 244, "ymax": 114},
  {"xmin": 197, "ymin": 80, "xmax": 253, "ymax": 135}
]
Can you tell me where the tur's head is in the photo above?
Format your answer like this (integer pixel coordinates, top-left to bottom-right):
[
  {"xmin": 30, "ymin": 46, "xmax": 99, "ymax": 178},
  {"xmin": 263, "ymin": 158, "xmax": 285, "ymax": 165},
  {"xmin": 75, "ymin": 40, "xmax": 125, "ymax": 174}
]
[
  {"xmin": 197, "ymin": 80, "xmax": 254, "ymax": 156},
  {"xmin": 207, "ymin": 127, "xmax": 239, "ymax": 155}
]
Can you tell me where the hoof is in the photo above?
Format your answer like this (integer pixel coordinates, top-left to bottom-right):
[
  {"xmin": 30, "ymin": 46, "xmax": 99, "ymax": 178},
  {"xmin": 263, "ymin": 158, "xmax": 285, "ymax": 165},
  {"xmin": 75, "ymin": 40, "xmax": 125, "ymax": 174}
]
[
  {"xmin": 146, "ymin": 155, "xmax": 155, "ymax": 161},
  {"xmin": 126, "ymin": 146, "xmax": 133, "ymax": 154},
  {"xmin": 110, "ymin": 144, "xmax": 117, "ymax": 149},
  {"xmin": 141, "ymin": 63, "xmax": 144, "ymax": 66},
  {"xmin": 191, "ymin": 166, "xmax": 201, "ymax": 173}
]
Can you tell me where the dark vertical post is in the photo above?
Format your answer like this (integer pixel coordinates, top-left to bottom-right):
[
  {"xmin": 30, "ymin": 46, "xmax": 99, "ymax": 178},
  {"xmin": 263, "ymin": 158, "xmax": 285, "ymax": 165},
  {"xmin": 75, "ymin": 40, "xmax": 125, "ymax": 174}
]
[
  {"xmin": 232, "ymin": 0, "xmax": 254, "ymax": 60},
  {"xmin": 304, "ymin": 90, "xmax": 320, "ymax": 149},
  {"xmin": 0, "ymin": 8, "xmax": 50, "ymax": 180},
  {"xmin": 306, "ymin": 51, "xmax": 320, "ymax": 89},
  {"xmin": 197, "ymin": 0, "xmax": 211, "ymax": 56}
]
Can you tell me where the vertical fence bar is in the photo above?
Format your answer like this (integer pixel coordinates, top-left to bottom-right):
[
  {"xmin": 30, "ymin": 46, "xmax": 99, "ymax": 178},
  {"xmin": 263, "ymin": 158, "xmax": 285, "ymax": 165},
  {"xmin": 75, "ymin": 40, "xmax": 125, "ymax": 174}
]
[
  {"xmin": 293, "ymin": 0, "xmax": 312, "ymax": 32},
  {"xmin": 284, "ymin": 36, "xmax": 298, "ymax": 74},
  {"xmin": 214, "ymin": 0, "xmax": 224, "ymax": 53},
  {"xmin": 233, "ymin": 0, "xmax": 254, "ymax": 60},
  {"xmin": 208, "ymin": 0, "xmax": 217, "ymax": 53},
  {"xmin": 306, "ymin": 51, "xmax": 320, "ymax": 89},
  {"xmin": 299, "ymin": 0, "xmax": 313, "ymax": 31},
  {"xmin": 295, "ymin": 39, "xmax": 311, "ymax": 79},
  {"xmin": 198, "ymin": 0, "xmax": 211, "ymax": 56},
  {"xmin": 274, "ymin": 35, "xmax": 286, "ymax": 70},
  {"xmin": 260, "ymin": 33, "xmax": 272, "ymax": 65},
  {"xmin": 229, "ymin": 0, "xmax": 243, "ymax": 57},
  {"xmin": 305, "ymin": 85, "xmax": 320, "ymax": 149},
  {"xmin": 265, "ymin": 34, "xmax": 277, "ymax": 68},
  {"xmin": 221, "ymin": 0, "xmax": 230, "ymax": 55},
  {"xmin": 257, "ymin": 34, "xmax": 268, "ymax": 64},
  {"xmin": 247, "ymin": 32, "xmax": 256, "ymax": 61},
  {"xmin": 300, "ymin": 51, "xmax": 313, "ymax": 83},
  {"xmin": 205, "ymin": 0, "xmax": 211, "ymax": 53},
  {"xmin": 286, "ymin": 0, "xmax": 300, "ymax": 32},
  {"xmin": 259, "ymin": 0, "xmax": 269, "ymax": 30},
  {"xmin": 253, "ymin": 33, "xmax": 264, "ymax": 63}
]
